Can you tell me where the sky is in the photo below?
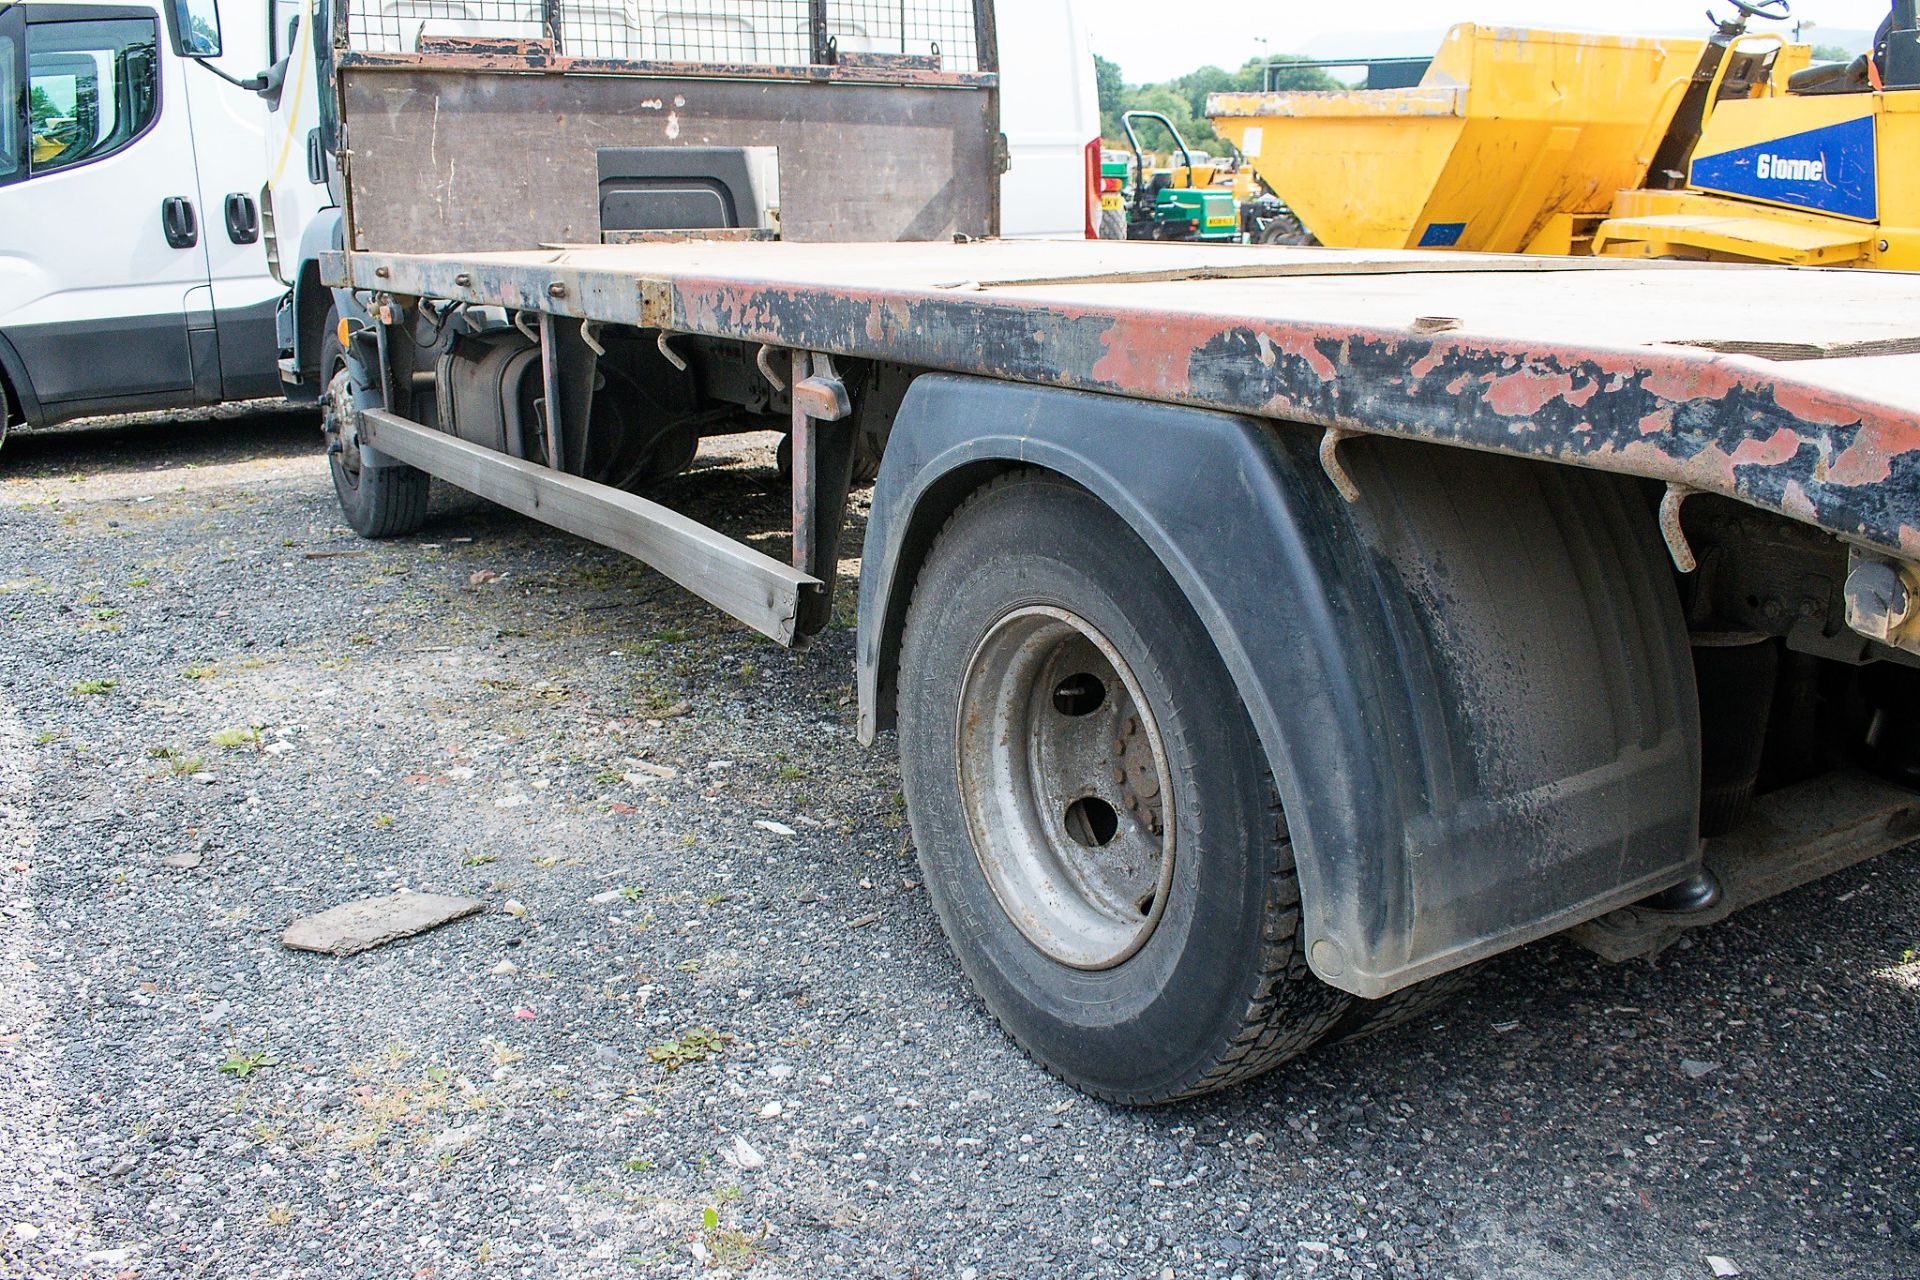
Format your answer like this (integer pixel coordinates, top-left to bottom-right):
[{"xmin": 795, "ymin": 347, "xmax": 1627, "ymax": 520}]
[{"xmin": 1082, "ymin": 0, "xmax": 1897, "ymax": 82}]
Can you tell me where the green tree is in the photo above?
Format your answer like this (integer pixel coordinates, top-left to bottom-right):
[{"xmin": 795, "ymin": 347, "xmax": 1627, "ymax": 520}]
[
  {"xmin": 1094, "ymin": 52, "xmax": 1123, "ymax": 119},
  {"xmin": 1260, "ymin": 55, "xmax": 1341, "ymax": 92},
  {"xmin": 1808, "ymin": 42, "xmax": 1853, "ymax": 62},
  {"xmin": 1096, "ymin": 51, "xmax": 1339, "ymax": 157}
]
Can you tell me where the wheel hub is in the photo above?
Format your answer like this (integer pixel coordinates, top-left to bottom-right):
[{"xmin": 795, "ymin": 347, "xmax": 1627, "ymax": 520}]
[
  {"xmin": 324, "ymin": 366, "xmax": 363, "ymax": 482},
  {"xmin": 955, "ymin": 605, "xmax": 1176, "ymax": 969}
]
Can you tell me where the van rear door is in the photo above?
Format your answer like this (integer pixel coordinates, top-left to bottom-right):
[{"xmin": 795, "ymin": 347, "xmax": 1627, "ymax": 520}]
[
  {"xmin": 174, "ymin": 0, "xmax": 280, "ymax": 398},
  {"xmin": 996, "ymin": 0, "xmax": 1099, "ymax": 238}
]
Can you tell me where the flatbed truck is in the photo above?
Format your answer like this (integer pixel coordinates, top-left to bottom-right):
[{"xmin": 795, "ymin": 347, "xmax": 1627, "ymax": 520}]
[{"xmin": 185, "ymin": 0, "xmax": 1920, "ymax": 1102}]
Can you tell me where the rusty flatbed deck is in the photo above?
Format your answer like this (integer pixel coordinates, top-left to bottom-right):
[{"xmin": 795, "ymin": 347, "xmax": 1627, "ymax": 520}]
[{"xmin": 330, "ymin": 240, "xmax": 1920, "ymax": 559}]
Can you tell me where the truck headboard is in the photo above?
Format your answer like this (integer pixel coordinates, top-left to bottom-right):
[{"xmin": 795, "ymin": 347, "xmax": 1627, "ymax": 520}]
[{"xmin": 330, "ymin": 0, "xmax": 1001, "ymax": 253}]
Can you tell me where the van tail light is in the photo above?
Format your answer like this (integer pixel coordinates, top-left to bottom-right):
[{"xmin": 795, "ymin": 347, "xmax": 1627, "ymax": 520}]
[
  {"xmin": 1085, "ymin": 137, "xmax": 1102, "ymax": 238},
  {"xmin": 1099, "ymin": 176, "xmax": 1123, "ymax": 195}
]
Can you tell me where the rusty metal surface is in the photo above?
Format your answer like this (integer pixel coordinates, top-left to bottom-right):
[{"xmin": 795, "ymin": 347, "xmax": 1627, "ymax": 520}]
[
  {"xmin": 336, "ymin": 72, "xmax": 998, "ymax": 254},
  {"xmin": 337, "ymin": 47, "xmax": 998, "ymax": 88},
  {"xmin": 357, "ymin": 408, "xmax": 819, "ymax": 643},
  {"xmin": 330, "ymin": 240, "xmax": 1920, "ymax": 559}
]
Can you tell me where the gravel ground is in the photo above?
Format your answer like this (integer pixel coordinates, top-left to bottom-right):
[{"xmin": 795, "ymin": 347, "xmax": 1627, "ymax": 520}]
[{"xmin": 0, "ymin": 406, "xmax": 1915, "ymax": 1280}]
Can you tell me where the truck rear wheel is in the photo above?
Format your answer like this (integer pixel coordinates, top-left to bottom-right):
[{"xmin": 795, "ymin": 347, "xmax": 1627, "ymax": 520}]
[
  {"xmin": 897, "ymin": 471, "xmax": 1349, "ymax": 1104},
  {"xmin": 321, "ymin": 307, "xmax": 431, "ymax": 539}
]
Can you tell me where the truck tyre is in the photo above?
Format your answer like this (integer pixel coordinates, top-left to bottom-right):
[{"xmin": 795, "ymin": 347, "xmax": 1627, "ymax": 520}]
[
  {"xmin": 321, "ymin": 307, "xmax": 431, "ymax": 539},
  {"xmin": 1098, "ymin": 207, "xmax": 1128, "ymax": 241},
  {"xmin": 1317, "ymin": 965, "xmax": 1480, "ymax": 1049},
  {"xmin": 897, "ymin": 470, "xmax": 1349, "ymax": 1104}
]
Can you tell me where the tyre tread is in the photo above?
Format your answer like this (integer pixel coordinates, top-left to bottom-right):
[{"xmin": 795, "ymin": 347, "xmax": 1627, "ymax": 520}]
[{"xmin": 903, "ymin": 471, "xmax": 1349, "ymax": 1106}]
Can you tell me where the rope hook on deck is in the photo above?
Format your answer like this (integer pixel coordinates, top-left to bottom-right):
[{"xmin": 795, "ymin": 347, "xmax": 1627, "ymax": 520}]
[
  {"xmin": 580, "ymin": 319, "xmax": 607, "ymax": 357},
  {"xmin": 1319, "ymin": 426, "xmax": 1361, "ymax": 504},
  {"xmin": 656, "ymin": 331, "xmax": 689, "ymax": 372},
  {"xmin": 755, "ymin": 344, "xmax": 788, "ymax": 392},
  {"xmin": 1659, "ymin": 482, "xmax": 1698, "ymax": 573}
]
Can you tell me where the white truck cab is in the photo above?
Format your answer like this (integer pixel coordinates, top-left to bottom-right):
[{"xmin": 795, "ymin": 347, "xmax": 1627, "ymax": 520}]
[{"xmin": 0, "ymin": 0, "xmax": 283, "ymax": 448}]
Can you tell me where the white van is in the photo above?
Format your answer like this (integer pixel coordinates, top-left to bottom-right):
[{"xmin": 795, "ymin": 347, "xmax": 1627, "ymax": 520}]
[
  {"xmin": 996, "ymin": 0, "xmax": 1102, "ymax": 239},
  {"xmin": 0, "ymin": 0, "xmax": 284, "ymax": 449}
]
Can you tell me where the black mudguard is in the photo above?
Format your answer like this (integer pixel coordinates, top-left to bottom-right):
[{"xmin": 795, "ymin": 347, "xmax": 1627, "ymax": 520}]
[{"xmin": 858, "ymin": 374, "xmax": 1699, "ymax": 998}]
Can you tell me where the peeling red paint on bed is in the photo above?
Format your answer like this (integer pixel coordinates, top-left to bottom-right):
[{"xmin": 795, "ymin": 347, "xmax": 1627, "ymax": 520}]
[
  {"xmin": 1267, "ymin": 328, "xmax": 1340, "ymax": 383},
  {"xmin": 345, "ymin": 247, "xmax": 1920, "ymax": 559},
  {"xmin": 1728, "ymin": 428, "xmax": 1803, "ymax": 470},
  {"xmin": 1481, "ymin": 368, "xmax": 1580, "ymax": 419},
  {"xmin": 1090, "ymin": 315, "xmax": 1190, "ymax": 388},
  {"xmin": 1408, "ymin": 345, "xmax": 1447, "ymax": 380}
]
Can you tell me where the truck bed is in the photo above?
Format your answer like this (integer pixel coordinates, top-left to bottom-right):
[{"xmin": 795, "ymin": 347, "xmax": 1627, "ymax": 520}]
[{"xmin": 332, "ymin": 239, "xmax": 1920, "ymax": 558}]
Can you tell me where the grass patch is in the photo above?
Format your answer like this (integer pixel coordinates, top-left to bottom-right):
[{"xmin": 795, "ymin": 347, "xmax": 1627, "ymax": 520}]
[
  {"xmin": 70, "ymin": 679, "xmax": 115, "ymax": 696},
  {"xmin": 647, "ymin": 1027, "xmax": 724, "ymax": 1071},
  {"xmin": 210, "ymin": 725, "xmax": 261, "ymax": 750},
  {"xmin": 150, "ymin": 746, "xmax": 205, "ymax": 776}
]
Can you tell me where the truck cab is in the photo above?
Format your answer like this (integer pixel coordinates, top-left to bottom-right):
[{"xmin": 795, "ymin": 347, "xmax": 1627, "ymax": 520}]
[{"xmin": 0, "ymin": 0, "xmax": 284, "ymax": 449}]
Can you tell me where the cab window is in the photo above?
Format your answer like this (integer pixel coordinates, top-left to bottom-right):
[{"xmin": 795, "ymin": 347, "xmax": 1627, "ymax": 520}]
[
  {"xmin": 27, "ymin": 17, "xmax": 159, "ymax": 175},
  {"xmin": 0, "ymin": 34, "xmax": 19, "ymax": 182}
]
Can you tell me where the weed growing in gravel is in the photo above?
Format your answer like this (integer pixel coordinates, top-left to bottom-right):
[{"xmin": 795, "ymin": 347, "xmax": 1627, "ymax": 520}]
[
  {"xmin": 149, "ymin": 746, "xmax": 205, "ymax": 776},
  {"xmin": 127, "ymin": 574, "xmax": 152, "ymax": 588},
  {"xmin": 463, "ymin": 853, "xmax": 497, "ymax": 867},
  {"xmin": 182, "ymin": 664, "xmax": 217, "ymax": 680},
  {"xmin": 218, "ymin": 1049, "xmax": 280, "ymax": 1078},
  {"xmin": 373, "ymin": 813, "xmax": 396, "ymax": 829},
  {"xmin": 210, "ymin": 725, "xmax": 261, "ymax": 750},
  {"xmin": 33, "ymin": 730, "xmax": 56, "ymax": 745},
  {"xmin": 704, "ymin": 1218, "xmax": 763, "ymax": 1269},
  {"xmin": 647, "ymin": 1027, "xmax": 725, "ymax": 1071},
  {"xmin": 70, "ymin": 679, "xmax": 115, "ymax": 696}
]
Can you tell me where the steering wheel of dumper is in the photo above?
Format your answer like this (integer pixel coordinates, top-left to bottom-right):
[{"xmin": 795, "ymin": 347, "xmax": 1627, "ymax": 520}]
[{"xmin": 1729, "ymin": 0, "xmax": 1790, "ymax": 19}]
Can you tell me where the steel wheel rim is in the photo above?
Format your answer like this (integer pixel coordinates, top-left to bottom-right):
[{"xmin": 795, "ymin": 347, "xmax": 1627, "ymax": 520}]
[
  {"xmin": 955, "ymin": 605, "xmax": 1177, "ymax": 970},
  {"xmin": 324, "ymin": 363, "xmax": 363, "ymax": 489}
]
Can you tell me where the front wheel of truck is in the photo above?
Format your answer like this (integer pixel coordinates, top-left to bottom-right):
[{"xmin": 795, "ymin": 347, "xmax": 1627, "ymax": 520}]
[
  {"xmin": 321, "ymin": 307, "xmax": 430, "ymax": 539},
  {"xmin": 897, "ymin": 470, "xmax": 1350, "ymax": 1104}
]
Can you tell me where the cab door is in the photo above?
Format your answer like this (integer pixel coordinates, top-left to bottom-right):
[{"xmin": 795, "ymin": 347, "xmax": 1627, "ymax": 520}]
[
  {"xmin": 0, "ymin": 3, "xmax": 214, "ymax": 421},
  {"xmin": 175, "ymin": 0, "xmax": 281, "ymax": 398},
  {"xmin": 260, "ymin": 0, "xmax": 332, "ymax": 279}
]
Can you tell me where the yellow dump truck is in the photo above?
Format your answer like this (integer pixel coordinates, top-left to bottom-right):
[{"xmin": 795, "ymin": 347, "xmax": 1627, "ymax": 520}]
[{"xmin": 1209, "ymin": 3, "xmax": 1918, "ymax": 268}]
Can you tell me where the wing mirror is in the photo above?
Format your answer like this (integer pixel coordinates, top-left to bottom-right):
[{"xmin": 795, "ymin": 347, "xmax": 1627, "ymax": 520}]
[{"xmin": 165, "ymin": 0, "xmax": 223, "ymax": 58}]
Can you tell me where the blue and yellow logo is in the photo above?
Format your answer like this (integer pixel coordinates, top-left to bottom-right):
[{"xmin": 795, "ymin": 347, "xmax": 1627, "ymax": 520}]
[{"xmin": 1690, "ymin": 115, "xmax": 1878, "ymax": 222}]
